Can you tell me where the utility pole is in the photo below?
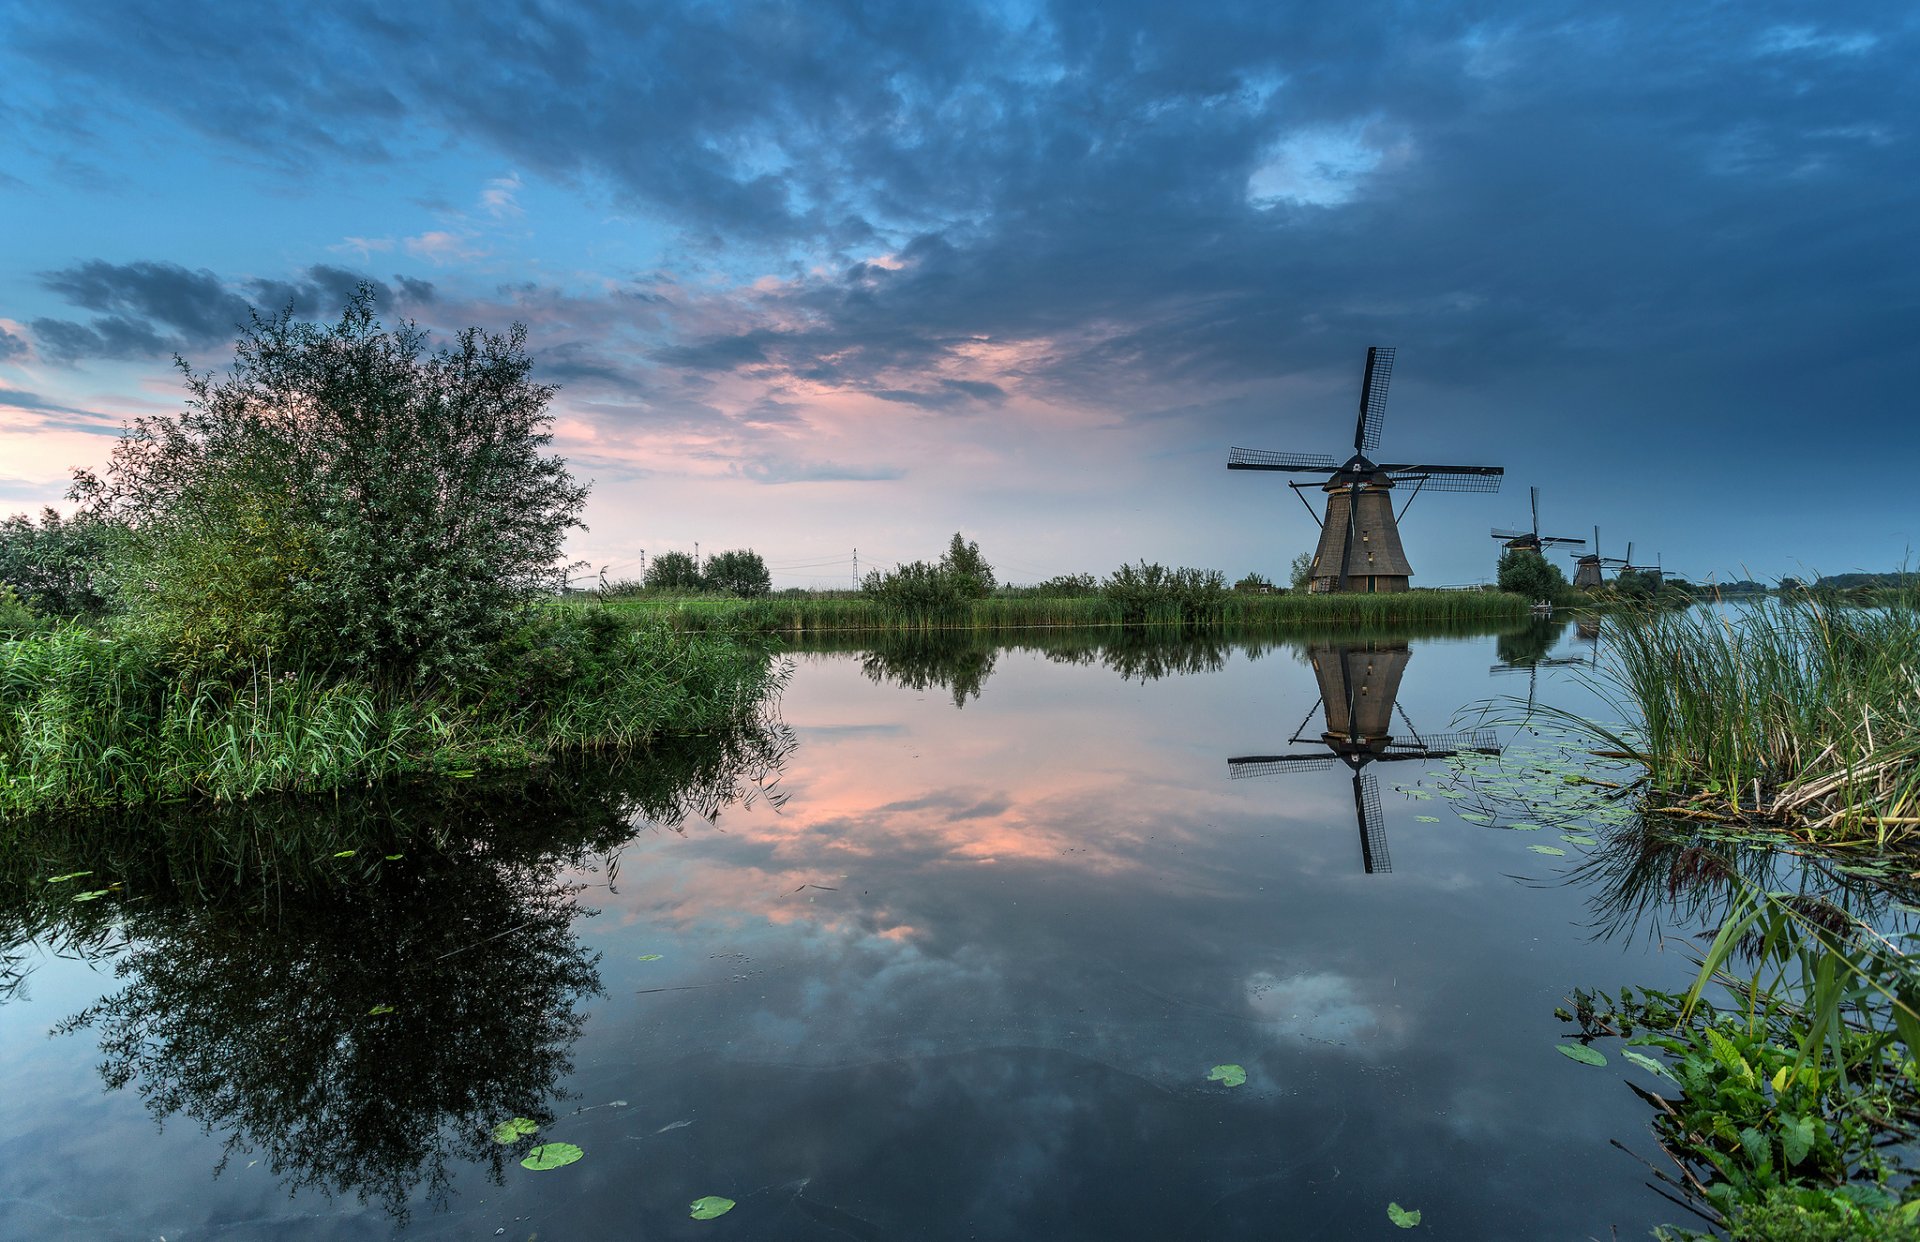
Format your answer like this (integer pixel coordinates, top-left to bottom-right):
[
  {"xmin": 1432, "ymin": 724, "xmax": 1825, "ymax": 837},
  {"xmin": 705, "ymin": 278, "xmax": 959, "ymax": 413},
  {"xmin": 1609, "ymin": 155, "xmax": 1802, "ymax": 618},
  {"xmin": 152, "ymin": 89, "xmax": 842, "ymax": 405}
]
[
  {"xmin": 852, "ymin": 547, "xmax": 859, "ymax": 588},
  {"xmin": 639, "ymin": 550, "xmax": 646, "ymax": 579},
  {"xmin": 694, "ymin": 541, "xmax": 700, "ymax": 573}
]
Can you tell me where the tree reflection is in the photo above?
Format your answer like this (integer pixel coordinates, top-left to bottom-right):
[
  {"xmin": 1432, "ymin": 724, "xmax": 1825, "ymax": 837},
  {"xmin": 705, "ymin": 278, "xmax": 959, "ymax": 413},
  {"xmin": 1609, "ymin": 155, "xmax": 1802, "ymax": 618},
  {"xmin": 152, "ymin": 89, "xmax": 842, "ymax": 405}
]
[{"xmin": 4, "ymin": 721, "xmax": 791, "ymax": 1217}]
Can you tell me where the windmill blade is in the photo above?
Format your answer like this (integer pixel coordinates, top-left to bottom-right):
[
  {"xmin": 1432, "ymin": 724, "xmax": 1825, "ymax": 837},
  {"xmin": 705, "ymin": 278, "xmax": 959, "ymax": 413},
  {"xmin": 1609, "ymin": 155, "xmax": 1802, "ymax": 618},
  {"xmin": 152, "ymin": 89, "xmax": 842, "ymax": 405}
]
[
  {"xmin": 1228, "ymin": 755, "xmax": 1339, "ymax": 778},
  {"xmin": 1353, "ymin": 345, "xmax": 1395, "ymax": 455},
  {"xmin": 1355, "ymin": 771, "xmax": 1391, "ymax": 874},
  {"xmin": 1386, "ymin": 729, "xmax": 1502, "ymax": 755},
  {"xmin": 1384, "ymin": 467, "xmax": 1503, "ymax": 493},
  {"xmin": 1540, "ymin": 535, "xmax": 1586, "ymax": 547},
  {"xmin": 1530, "ymin": 486, "xmax": 1540, "ymax": 537},
  {"xmin": 1229, "ymin": 447, "xmax": 1340, "ymax": 471},
  {"xmin": 1491, "ymin": 527, "xmax": 1532, "ymax": 540}
]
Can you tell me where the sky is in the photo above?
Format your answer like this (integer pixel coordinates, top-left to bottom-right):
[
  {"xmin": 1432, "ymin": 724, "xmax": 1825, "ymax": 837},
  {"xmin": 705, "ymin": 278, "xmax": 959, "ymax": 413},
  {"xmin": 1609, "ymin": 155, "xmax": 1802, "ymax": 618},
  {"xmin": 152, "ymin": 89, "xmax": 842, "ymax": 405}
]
[{"xmin": 1, "ymin": 1, "xmax": 1914, "ymax": 589}]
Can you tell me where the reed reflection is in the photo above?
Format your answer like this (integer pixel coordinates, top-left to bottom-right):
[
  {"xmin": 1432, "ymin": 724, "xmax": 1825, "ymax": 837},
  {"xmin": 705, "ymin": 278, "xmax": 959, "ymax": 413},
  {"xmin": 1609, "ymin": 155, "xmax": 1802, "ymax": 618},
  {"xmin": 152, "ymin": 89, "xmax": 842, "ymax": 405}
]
[
  {"xmin": 1230, "ymin": 642, "xmax": 1500, "ymax": 874},
  {"xmin": 2, "ymin": 721, "xmax": 791, "ymax": 1217}
]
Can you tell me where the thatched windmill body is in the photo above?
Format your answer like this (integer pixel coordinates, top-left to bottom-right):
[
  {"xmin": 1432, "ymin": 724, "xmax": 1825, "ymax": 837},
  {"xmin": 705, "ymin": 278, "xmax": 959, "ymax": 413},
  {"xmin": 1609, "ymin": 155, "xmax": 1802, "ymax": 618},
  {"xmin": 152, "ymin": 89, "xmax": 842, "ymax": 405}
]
[
  {"xmin": 1492, "ymin": 487, "xmax": 1584, "ymax": 563},
  {"xmin": 1228, "ymin": 642, "xmax": 1501, "ymax": 874},
  {"xmin": 1229, "ymin": 348, "xmax": 1504, "ymax": 593},
  {"xmin": 1570, "ymin": 527, "xmax": 1628, "ymax": 589}
]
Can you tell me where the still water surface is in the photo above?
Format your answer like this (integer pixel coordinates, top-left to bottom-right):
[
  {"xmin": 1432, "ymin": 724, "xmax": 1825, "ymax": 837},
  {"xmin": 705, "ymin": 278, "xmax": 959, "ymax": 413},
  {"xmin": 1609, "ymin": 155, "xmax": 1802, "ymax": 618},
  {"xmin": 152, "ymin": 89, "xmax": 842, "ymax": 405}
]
[{"xmin": 0, "ymin": 621, "xmax": 1769, "ymax": 1238}]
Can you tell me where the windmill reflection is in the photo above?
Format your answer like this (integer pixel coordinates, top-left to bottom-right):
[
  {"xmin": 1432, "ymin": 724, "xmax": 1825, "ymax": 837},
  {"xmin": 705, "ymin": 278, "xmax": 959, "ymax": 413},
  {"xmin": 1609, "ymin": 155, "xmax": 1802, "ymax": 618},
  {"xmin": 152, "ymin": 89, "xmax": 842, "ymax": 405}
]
[
  {"xmin": 1490, "ymin": 615, "xmax": 1586, "ymax": 713},
  {"xmin": 1229, "ymin": 643, "xmax": 1499, "ymax": 874}
]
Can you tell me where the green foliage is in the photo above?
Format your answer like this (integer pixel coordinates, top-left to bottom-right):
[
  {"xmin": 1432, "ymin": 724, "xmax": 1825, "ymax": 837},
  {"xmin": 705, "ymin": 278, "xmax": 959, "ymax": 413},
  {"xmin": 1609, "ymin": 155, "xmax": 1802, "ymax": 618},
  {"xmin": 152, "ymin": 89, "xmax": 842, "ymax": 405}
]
[
  {"xmin": 0, "ymin": 508, "xmax": 112, "ymax": 619},
  {"xmin": 1032, "ymin": 572, "xmax": 1099, "ymax": 596},
  {"xmin": 1496, "ymin": 548, "xmax": 1568, "ymax": 601},
  {"xmin": 1101, "ymin": 561, "xmax": 1226, "ymax": 626},
  {"xmin": 0, "ymin": 611, "xmax": 783, "ymax": 814},
  {"xmin": 1289, "ymin": 551, "xmax": 1314, "ymax": 591},
  {"xmin": 643, "ymin": 551, "xmax": 705, "ymax": 593},
  {"xmin": 80, "ymin": 287, "xmax": 586, "ymax": 682},
  {"xmin": 702, "ymin": 549, "xmax": 771, "ymax": 598},
  {"xmin": 1232, "ymin": 572, "xmax": 1276, "ymax": 593},
  {"xmin": 0, "ymin": 585, "xmax": 48, "ymax": 639},
  {"xmin": 861, "ymin": 560, "xmax": 974, "ymax": 619},
  {"xmin": 938, "ymin": 532, "xmax": 995, "ymax": 598}
]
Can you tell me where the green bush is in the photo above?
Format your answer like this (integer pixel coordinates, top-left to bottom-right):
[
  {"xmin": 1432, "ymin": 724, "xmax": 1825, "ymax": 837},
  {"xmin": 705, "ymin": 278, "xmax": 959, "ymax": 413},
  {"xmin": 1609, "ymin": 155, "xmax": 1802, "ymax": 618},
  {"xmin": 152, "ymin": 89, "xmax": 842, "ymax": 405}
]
[
  {"xmin": 1496, "ymin": 548, "xmax": 1568, "ymax": 601},
  {"xmin": 1233, "ymin": 572, "xmax": 1276, "ymax": 593},
  {"xmin": 76, "ymin": 287, "xmax": 587, "ymax": 683},
  {"xmin": 0, "ymin": 508, "xmax": 112, "ymax": 619},
  {"xmin": 1101, "ymin": 561, "xmax": 1227, "ymax": 626},
  {"xmin": 642, "ymin": 551, "xmax": 704, "ymax": 593},
  {"xmin": 703, "ymin": 549, "xmax": 771, "ymax": 598},
  {"xmin": 0, "ymin": 585, "xmax": 48, "ymax": 638},
  {"xmin": 938, "ymin": 532, "xmax": 995, "ymax": 598},
  {"xmin": 860, "ymin": 560, "xmax": 974, "ymax": 618}
]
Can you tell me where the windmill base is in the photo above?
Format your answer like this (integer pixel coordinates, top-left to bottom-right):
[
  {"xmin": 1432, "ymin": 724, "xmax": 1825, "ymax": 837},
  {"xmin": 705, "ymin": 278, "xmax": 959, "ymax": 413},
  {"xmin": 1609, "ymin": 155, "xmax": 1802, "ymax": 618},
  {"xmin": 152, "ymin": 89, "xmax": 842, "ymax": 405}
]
[{"xmin": 1308, "ymin": 575, "xmax": 1409, "ymax": 594}]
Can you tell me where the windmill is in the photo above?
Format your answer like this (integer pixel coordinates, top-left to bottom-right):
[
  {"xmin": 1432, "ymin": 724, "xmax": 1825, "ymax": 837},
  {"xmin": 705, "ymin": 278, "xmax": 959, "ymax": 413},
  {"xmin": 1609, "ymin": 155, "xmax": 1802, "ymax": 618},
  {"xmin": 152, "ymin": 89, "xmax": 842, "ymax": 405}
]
[
  {"xmin": 1492, "ymin": 487, "xmax": 1585, "ymax": 561},
  {"xmin": 1229, "ymin": 347, "xmax": 1503, "ymax": 593},
  {"xmin": 1570, "ymin": 527, "xmax": 1629, "ymax": 589},
  {"xmin": 1228, "ymin": 642, "xmax": 1501, "ymax": 873},
  {"xmin": 1616, "ymin": 543, "xmax": 1662, "ymax": 587}
]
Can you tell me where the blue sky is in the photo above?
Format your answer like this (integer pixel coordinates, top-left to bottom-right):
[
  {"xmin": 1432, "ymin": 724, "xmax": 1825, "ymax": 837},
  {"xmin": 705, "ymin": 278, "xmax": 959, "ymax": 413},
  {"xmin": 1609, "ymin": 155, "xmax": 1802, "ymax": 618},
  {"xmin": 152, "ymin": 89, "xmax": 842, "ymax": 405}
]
[{"xmin": 2, "ymin": 1, "xmax": 1914, "ymax": 587}]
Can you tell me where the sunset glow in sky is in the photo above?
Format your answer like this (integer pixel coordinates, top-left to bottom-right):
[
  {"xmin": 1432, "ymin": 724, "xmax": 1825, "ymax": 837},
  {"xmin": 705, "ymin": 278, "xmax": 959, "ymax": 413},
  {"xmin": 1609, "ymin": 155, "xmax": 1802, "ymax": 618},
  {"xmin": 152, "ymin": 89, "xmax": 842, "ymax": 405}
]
[{"xmin": 2, "ymin": 2, "xmax": 1913, "ymax": 586}]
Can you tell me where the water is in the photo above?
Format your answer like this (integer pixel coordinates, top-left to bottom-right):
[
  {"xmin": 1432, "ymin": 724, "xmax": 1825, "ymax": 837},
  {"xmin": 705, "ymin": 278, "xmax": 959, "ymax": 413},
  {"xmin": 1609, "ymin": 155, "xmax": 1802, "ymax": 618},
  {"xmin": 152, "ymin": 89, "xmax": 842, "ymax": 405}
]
[{"xmin": 0, "ymin": 619, "xmax": 1855, "ymax": 1239}]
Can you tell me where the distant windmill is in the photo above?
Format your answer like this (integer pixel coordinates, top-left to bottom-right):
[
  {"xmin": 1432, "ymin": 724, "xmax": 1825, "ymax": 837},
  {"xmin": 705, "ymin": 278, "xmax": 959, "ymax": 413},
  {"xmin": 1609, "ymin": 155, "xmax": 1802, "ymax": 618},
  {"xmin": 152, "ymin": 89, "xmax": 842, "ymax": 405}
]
[
  {"xmin": 1228, "ymin": 642, "xmax": 1501, "ymax": 874},
  {"xmin": 1570, "ymin": 527, "xmax": 1629, "ymax": 589},
  {"xmin": 1619, "ymin": 544, "xmax": 1662, "ymax": 586},
  {"xmin": 1229, "ymin": 347, "xmax": 1503, "ymax": 593},
  {"xmin": 1492, "ymin": 487, "xmax": 1584, "ymax": 560}
]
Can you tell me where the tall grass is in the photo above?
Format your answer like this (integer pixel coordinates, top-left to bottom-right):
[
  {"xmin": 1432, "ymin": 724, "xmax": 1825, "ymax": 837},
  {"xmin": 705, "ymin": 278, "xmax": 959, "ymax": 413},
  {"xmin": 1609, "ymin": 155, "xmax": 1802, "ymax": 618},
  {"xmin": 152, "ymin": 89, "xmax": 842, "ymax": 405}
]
[
  {"xmin": 0, "ymin": 616, "xmax": 784, "ymax": 816},
  {"xmin": 595, "ymin": 588, "xmax": 1533, "ymax": 635},
  {"xmin": 1557, "ymin": 594, "xmax": 1920, "ymax": 845}
]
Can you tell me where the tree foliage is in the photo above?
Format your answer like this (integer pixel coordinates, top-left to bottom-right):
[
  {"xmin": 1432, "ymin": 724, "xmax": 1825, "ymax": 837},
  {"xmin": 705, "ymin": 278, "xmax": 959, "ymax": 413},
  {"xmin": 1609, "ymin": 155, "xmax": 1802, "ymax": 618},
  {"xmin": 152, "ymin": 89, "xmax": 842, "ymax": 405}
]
[
  {"xmin": 1289, "ymin": 551, "xmax": 1314, "ymax": 591},
  {"xmin": 939, "ymin": 532, "xmax": 995, "ymax": 598},
  {"xmin": 703, "ymin": 549, "xmax": 771, "ymax": 598},
  {"xmin": 1497, "ymin": 548, "xmax": 1568, "ymax": 601},
  {"xmin": 642, "ymin": 551, "xmax": 704, "ymax": 593},
  {"xmin": 0, "ymin": 507, "xmax": 112, "ymax": 619},
  {"xmin": 860, "ymin": 560, "xmax": 973, "ymax": 616},
  {"xmin": 78, "ymin": 289, "xmax": 586, "ymax": 682}
]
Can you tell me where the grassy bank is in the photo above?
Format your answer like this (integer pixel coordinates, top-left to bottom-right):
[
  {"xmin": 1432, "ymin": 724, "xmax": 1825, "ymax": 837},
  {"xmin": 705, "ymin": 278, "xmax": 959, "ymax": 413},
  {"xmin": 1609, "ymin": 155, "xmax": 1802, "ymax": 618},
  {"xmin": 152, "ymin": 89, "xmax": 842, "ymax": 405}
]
[
  {"xmin": 591, "ymin": 587, "xmax": 1535, "ymax": 635},
  {"xmin": 1553, "ymin": 594, "xmax": 1920, "ymax": 849},
  {"xmin": 0, "ymin": 610, "xmax": 784, "ymax": 816}
]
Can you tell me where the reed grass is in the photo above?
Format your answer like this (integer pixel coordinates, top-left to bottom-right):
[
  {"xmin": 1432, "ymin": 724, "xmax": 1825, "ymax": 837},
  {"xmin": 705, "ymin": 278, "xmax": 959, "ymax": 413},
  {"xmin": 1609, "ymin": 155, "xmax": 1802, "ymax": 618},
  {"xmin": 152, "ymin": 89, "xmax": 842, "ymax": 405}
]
[
  {"xmin": 595, "ymin": 588, "xmax": 1533, "ymax": 635},
  {"xmin": 0, "ymin": 616, "xmax": 784, "ymax": 816},
  {"xmin": 1548, "ymin": 593, "xmax": 1920, "ymax": 848}
]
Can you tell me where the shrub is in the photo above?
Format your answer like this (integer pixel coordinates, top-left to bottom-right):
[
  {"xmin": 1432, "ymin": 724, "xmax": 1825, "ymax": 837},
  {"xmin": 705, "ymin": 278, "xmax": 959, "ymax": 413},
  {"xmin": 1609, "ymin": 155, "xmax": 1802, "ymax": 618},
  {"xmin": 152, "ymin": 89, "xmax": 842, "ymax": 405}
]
[
  {"xmin": 1496, "ymin": 548, "xmax": 1568, "ymax": 601},
  {"xmin": 1233, "ymin": 572, "xmax": 1276, "ymax": 593},
  {"xmin": 939, "ymin": 532, "xmax": 995, "ymax": 598},
  {"xmin": 1289, "ymin": 551, "xmax": 1314, "ymax": 591},
  {"xmin": 0, "ymin": 584, "xmax": 48, "ymax": 638},
  {"xmin": 0, "ymin": 508, "xmax": 112, "ymax": 619},
  {"xmin": 703, "ymin": 549, "xmax": 771, "ymax": 598},
  {"xmin": 1101, "ymin": 561, "xmax": 1226, "ymax": 626},
  {"xmin": 76, "ymin": 287, "xmax": 586, "ymax": 683},
  {"xmin": 642, "ymin": 551, "xmax": 704, "ymax": 593},
  {"xmin": 861, "ymin": 560, "xmax": 973, "ymax": 618},
  {"xmin": 1034, "ymin": 572, "xmax": 1099, "ymax": 596}
]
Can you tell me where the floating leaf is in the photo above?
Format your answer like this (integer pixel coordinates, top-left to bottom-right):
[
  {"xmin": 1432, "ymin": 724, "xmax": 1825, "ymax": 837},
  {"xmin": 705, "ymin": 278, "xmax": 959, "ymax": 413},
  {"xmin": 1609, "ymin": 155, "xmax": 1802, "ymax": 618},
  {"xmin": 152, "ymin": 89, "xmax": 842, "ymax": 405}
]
[
  {"xmin": 492, "ymin": 1117, "xmax": 539, "ymax": 1144},
  {"xmin": 636, "ymin": 954, "xmax": 664, "ymax": 962},
  {"xmin": 1561, "ymin": 834, "xmax": 1597, "ymax": 846},
  {"xmin": 1457, "ymin": 813, "xmax": 1490, "ymax": 824},
  {"xmin": 689, "ymin": 1196, "xmax": 736, "ymax": 1220},
  {"xmin": 1504, "ymin": 823, "xmax": 1542, "ymax": 832},
  {"xmin": 1206, "ymin": 1064, "xmax": 1247, "ymax": 1087},
  {"xmin": 520, "ymin": 1142, "xmax": 582, "ymax": 1170},
  {"xmin": 46, "ymin": 872, "xmax": 93, "ymax": 883},
  {"xmin": 1387, "ymin": 1202, "xmax": 1422, "ymax": 1228},
  {"xmin": 384, "ymin": 853, "xmax": 404, "ymax": 861},
  {"xmin": 1527, "ymin": 845, "xmax": 1566, "ymax": 856},
  {"xmin": 1557, "ymin": 1043, "xmax": 1607, "ymax": 1066},
  {"xmin": 368, "ymin": 1004, "xmax": 395, "ymax": 1016},
  {"xmin": 1622, "ymin": 1049, "xmax": 1671, "ymax": 1079},
  {"xmin": 1415, "ymin": 815, "xmax": 1440, "ymax": 823},
  {"xmin": 72, "ymin": 889, "xmax": 111, "ymax": 902},
  {"xmin": 331, "ymin": 850, "xmax": 356, "ymax": 859}
]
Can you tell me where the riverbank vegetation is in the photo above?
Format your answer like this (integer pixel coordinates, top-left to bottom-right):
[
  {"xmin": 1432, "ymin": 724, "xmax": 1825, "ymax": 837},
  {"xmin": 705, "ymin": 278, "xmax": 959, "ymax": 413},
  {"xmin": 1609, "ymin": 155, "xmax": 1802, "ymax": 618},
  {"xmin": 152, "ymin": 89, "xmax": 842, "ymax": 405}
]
[
  {"xmin": 0, "ymin": 291, "xmax": 781, "ymax": 817},
  {"xmin": 1551, "ymin": 592, "xmax": 1920, "ymax": 849}
]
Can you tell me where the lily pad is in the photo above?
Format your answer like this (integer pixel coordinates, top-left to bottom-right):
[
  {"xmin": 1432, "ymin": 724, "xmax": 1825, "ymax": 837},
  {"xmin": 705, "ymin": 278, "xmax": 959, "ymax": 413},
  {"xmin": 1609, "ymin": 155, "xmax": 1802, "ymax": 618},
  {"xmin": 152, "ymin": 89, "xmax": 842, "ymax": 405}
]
[
  {"xmin": 72, "ymin": 889, "xmax": 112, "ymax": 902},
  {"xmin": 1206, "ymin": 1064, "xmax": 1247, "ymax": 1087},
  {"xmin": 331, "ymin": 850, "xmax": 356, "ymax": 859},
  {"xmin": 384, "ymin": 853, "xmax": 404, "ymax": 861},
  {"xmin": 1388, "ymin": 1202, "xmax": 1422, "ymax": 1228},
  {"xmin": 1415, "ymin": 815, "xmax": 1440, "ymax": 823},
  {"xmin": 46, "ymin": 872, "xmax": 93, "ymax": 883},
  {"xmin": 689, "ymin": 1196, "xmax": 736, "ymax": 1220},
  {"xmin": 1621, "ymin": 1049, "xmax": 1671, "ymax": 1079},
  {"xmin": 637, "ymin": 954, "xmax": 664, "ymax": 962},
  {"xmin": 1561, "ymin": 834, "xmax": 1597, "ymax": 846},
  {"xmin": 1527, "ymin": 845, "xmax": 1566, "ymax": 856},
  {"xmin": 1556, "ymin": 1043, "xmax": 1607, "ymax": 1066},
  {"xmin": 1457, "ymin": 813, "xmax": 1490, "ymax": 824},
  {"xmin": 520, "ymin": 1142, "xmax": 582, "ymax": 1170},
  {"xmin": 491, "ymin": 1117, "xmax": 539, "ymax": 1144}
]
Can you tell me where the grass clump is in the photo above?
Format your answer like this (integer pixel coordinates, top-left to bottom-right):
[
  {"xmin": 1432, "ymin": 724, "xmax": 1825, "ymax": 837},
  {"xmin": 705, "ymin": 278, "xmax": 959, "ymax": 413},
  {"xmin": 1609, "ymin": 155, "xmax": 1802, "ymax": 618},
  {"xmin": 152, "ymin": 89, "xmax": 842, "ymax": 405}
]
[{"xmin": 1557, "ymin": 593, "xmax": 1920, "ymax": 845}]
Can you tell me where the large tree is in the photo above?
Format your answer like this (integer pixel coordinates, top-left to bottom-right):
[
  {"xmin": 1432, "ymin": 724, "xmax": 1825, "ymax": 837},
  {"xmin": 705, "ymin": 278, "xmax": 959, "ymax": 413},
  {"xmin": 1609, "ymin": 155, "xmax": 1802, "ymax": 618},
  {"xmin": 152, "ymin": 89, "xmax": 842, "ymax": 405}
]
[
  {"xmin": 79, "ymin": 288, "xmax": 587, "ymax": 681},
  {"xmin": 703, "ymin": 549, "xmax": 771, "ymax": 598}
]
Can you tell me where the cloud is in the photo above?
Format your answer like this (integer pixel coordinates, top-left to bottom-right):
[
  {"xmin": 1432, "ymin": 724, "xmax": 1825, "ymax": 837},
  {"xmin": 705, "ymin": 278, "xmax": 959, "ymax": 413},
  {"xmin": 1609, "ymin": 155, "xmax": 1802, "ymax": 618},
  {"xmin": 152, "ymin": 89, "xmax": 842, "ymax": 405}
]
[
  {"xmin": 735, "ymin": 458, "xmax": 907, "ymax": 485},
  {"xmin": 30, "ymin": 261, "xmax": 438, "ymax": 361},
  {"xmin": 0, "ymin": 327, "xmax": 29, "ymax": 362},
  {"xmin": 404, "ymin": 230, "xmax": 485, "ymax": 264}
]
